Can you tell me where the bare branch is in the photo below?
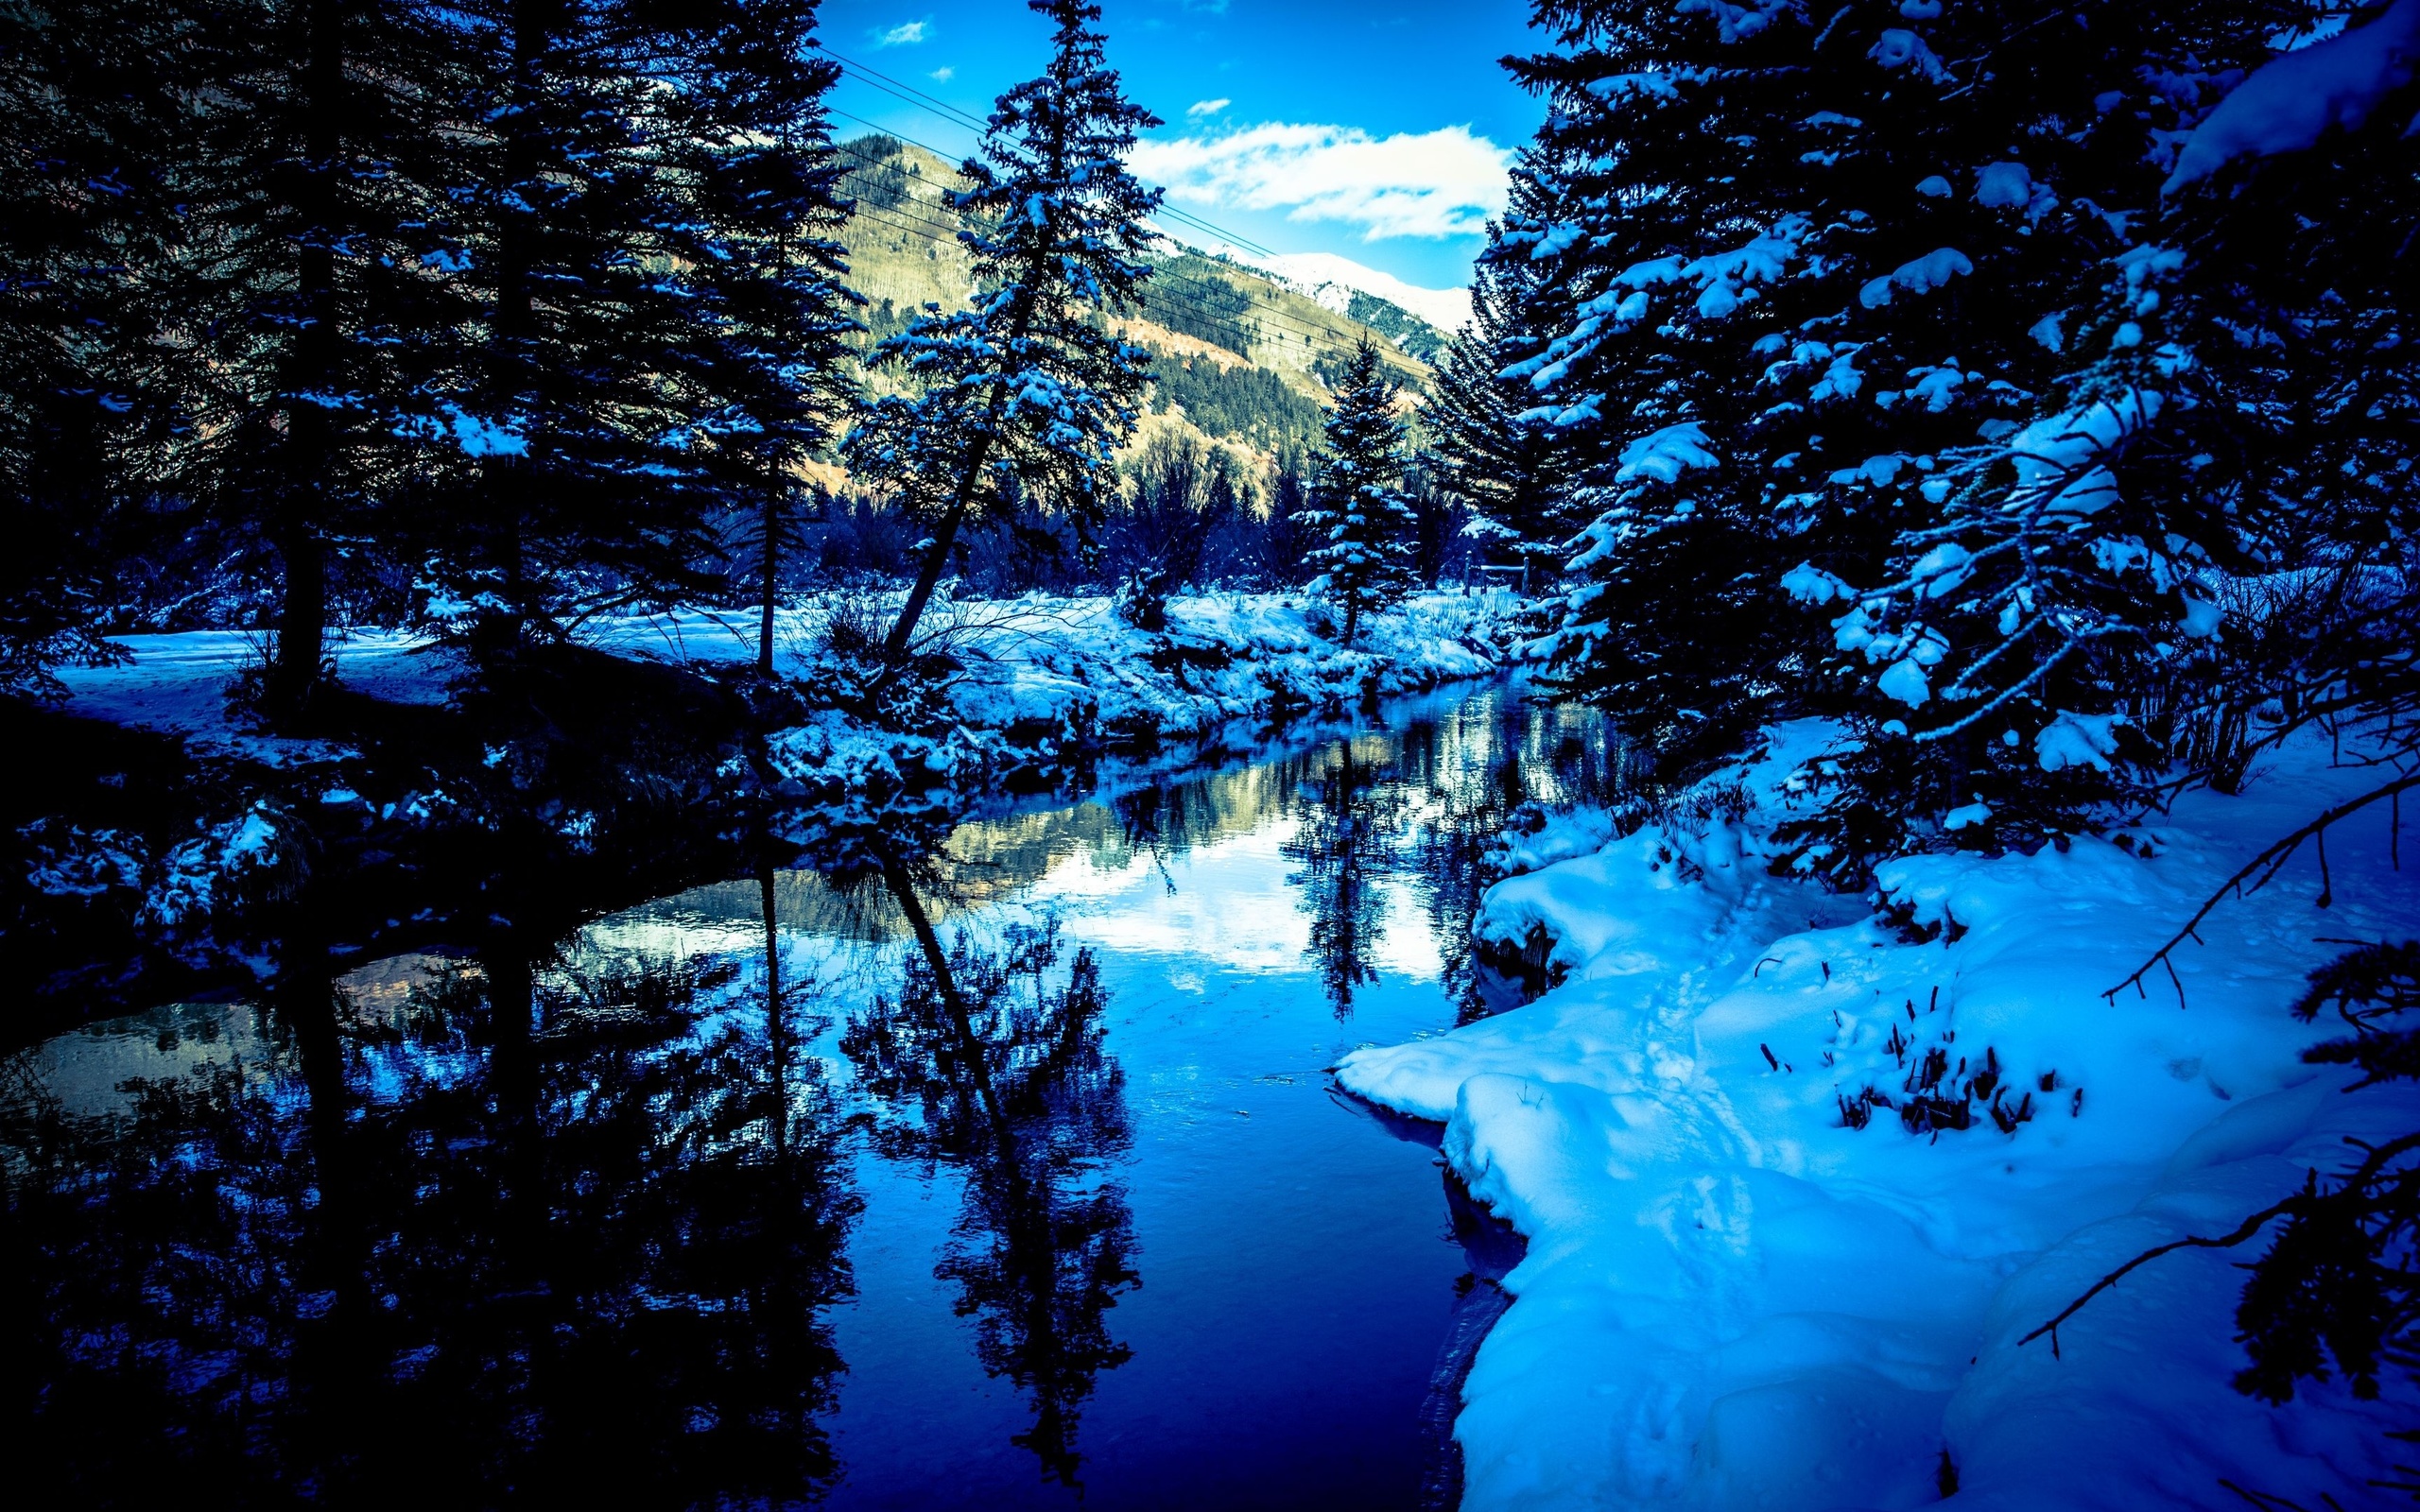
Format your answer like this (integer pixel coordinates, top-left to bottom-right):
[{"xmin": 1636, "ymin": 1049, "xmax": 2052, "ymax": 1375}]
[
  {"xmin": 2104, "ymin": 774, "xmax": 2420, "ymax": 1005},
  {"xmin": 2024, "ymin": 1133, "xmax": 2420, "ymax": 1356},
  {"xmin": 2020, "ymin": 1194, "xmax": 2301, "ymax": 1354}
]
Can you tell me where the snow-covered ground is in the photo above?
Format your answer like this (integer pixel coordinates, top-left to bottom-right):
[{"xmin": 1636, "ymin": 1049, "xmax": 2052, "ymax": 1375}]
[
  {"xmin": 1339, "ymin": 722, "xmax": 2420, "ymax": 1510},
  {"xmin": 53, "ymin": 589, "xmax": 1521, "ymax": 758}
]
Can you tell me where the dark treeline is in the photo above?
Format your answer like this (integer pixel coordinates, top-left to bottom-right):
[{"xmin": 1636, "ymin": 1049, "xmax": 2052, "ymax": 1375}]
[
  {"xmin": 2, "ymin": 0, "xmax": 1480, "ymax": 722},
  {"xmin": 3, "ymin": 0, "xmax": 864, "ymax": 710}
]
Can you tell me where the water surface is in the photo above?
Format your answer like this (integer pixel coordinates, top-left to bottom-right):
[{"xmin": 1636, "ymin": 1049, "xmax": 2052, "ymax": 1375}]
[{"xmin": 4, "ymin": 682, "xmax": 1621, "ymax": 1509}]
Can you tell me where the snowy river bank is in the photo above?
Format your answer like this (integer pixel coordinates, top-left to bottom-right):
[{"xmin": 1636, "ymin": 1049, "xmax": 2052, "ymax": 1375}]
[
  {"xmin": 19, "ymin": 615, "xmax": 2411, "ymax": 1507},
  {"xmin": 10, "ymin": 591, "xmax": 1526, "ymax": 1028},
  {"xmin": 1340, "ymin": 721, "xmax": 2420, "ymax": 1510}
]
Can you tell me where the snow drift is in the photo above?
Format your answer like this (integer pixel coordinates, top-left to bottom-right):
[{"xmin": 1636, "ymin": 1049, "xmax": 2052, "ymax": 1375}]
[{"xmin": 1339, "ymin": 722, "xmax": 2420, "ymax": 1510}]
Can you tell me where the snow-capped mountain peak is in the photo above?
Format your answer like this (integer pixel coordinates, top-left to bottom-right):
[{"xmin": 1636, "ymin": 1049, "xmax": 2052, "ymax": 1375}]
[
  {"xmin": 1248, "ymin": 251, "xmax": 1470, "ymax": 333},
  {"xmin": 1169, "ymin": 241, "xmax": 1470, "ymax": 334}
]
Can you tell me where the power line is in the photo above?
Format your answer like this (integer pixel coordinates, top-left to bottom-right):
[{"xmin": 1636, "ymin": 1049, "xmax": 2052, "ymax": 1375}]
[
  {"xmin": 814, "ymin": 44, "xmax": 989, "ymax": 133},
  {"xmin": 821, "ymin": 135, "xmax": 1403, "ymax": 356},
  {"xmin": 823, "ymin": 99, "xmax": 1252, "ymax": 261},
  {"xmin": 815, "ymin": 128, "xmax": 1421, "ymax": 368},
  {"xmin": 813, "ymin": 43, "xmax": 1287, "ymax": 263},
  {"xmin": 843, "ymin": 202, "xmax": 1346, "ymax": 358},
  {"xmin": 830, "ymin": 163, "xmax": 1392, "ymax": 360},
  {"xmin": 817, "ymin": 42, "xmax": 1280, "ymax": 255}
]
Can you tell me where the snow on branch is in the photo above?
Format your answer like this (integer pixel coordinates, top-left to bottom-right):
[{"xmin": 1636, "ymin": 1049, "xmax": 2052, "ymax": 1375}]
[{"xmin": 2166, "ymin": 0, "xmax": 2420, "ymax": 193}]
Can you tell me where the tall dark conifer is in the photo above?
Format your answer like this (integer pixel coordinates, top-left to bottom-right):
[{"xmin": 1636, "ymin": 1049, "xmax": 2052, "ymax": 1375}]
[
  {"xmin": 0, "ymin": 0, "xmax": 190, "ymax": 696},
  {"xmin": 178, "ymin": 0, "xmax": 466, "ymax": 715},
  {"xmin": 845, "ymin": 0, "xmax": 1159, "ymax": 666},
  {"xmin": 1507, "ymin": 0, "xmax": 2295, "ymax": 781},
  {"xmin": 650, "ymin": 0, "xmax": 861, "ymax": 678},
  {"xmin": 1420, "ymin": 158, "xmax": 1579, "ymax": 592},
  {"xmin": 430, "ymin": 0, "xmax": 717, "ymax": 658}
]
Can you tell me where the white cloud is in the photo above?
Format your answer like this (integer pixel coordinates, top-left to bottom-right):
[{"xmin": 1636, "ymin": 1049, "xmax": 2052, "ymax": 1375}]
[
  {"xmin": 1186, "ymin": 97, "xmax": 1232, "ymax": 118},
  {"xmin": 929, "ymin": 66, "xmax": 955, "ymax": 82},
  {"xmin": 1130, "ymin": 122, "xmax": 1511, "ymax": 241},
  {"xmin": 872, "ymin": 17, "xmax": 928, "ymax": 47}
]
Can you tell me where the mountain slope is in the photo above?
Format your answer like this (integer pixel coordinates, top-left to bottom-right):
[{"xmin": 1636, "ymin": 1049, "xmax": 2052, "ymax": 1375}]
[{"xmin": 833, "ymin": 135, "xmax": 1435, "ymax": 465}]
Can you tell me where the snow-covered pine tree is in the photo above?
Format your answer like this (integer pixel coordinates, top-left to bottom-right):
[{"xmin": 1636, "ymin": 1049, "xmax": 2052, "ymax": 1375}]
[
  {"xmin": 2152, "ymin": 13, "xmax": 2420, "ymax": 1435},
  {"xmin": 1419, "ymin": 152, "xmax": 1579, "ymax": 593},
  {"xmin": 427, "ymin": 0, "xmax": 720, "ymax": 660},
  {"xmin": 2144, "ymin": 0, "xmax": 2420, "ymax": 803},
  {"xmin": 1501, "ymin": 0, "xmax": 1877, "ymax": 768},
  {"xmin": 648, "ymin": 0, "xmax": 861, "ymax": 678},
  {"xmin": 1504, "ymin": 0, "xmax": 2301, "ymax": 789},
  {"xmin": 1296, "ymin": 338, "xmax": 1417, "ymax": 645},
  {"xmin": 0, "ymin": 0, "xmax": 190, "ymax": 697},
  {"xmin": 1769, "ymin": 0, "xmax": 2329, "ymax": 877},
  {"xmin": 845, "ymin": 0, "xmax": 1159, "ymax": 667},
  {"xmin": 175, "ymin": 0, "xmax": 471, "ymax": 715}
]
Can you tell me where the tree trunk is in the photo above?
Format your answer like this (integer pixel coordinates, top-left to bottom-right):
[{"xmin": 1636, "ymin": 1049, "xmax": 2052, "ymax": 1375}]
[
  {"xmin": 880, "ymin": 858, "xmax": 1020, "ymax": 1157},
  {"xmin": 880, "ymin": 491, "xmax": 977, "ymax": 662},
  {"xmin": 879, "ymin": 150, "xmax": 1060, "ymax": 663},
  {"xmin": 268, "ymin": 476, "xmax": 329, "ymax": 713},
  {"xmin": 267, "ymin": 0, "xmax": 344, "ymax": 718},
  {"xmin": 476, "ymin": 0, "xmax": 555, "ymax": 660},
  {"xmin": 757, "ymin": 488, "xmax": 782, "ymax": 678}
]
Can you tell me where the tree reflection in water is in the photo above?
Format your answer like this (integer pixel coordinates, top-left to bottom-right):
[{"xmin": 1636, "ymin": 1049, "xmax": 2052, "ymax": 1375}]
[
  {"xmin": 1284, "ymin": 736, "xmax": 1408, "ymax": 1020},
  {"xmin": 1402, "ymin": 696, "xmax": 1634, "ymax": 1023},
  {"xmin": 1, "ymin": 893, "xmax": 857, "ymax": 1507},
  {"xmin": 844, "ymin": 860, "xmax": 1138, "ymax": 1486},
  {"xmin": 3, "ymin": 686, "xmax": 1630, "ymax": 1505}
]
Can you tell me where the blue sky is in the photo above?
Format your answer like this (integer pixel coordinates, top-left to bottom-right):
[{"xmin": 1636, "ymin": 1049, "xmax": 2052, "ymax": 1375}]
[{"xmin": 817, "ymin": 0, "xmax": 1547, "ymax": 292}]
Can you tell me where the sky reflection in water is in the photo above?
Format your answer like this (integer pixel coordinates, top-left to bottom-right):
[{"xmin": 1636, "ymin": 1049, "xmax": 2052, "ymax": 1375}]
[{"xmin": 3, "ymin": 682, "xmax": 1624, "ymax": 1509}]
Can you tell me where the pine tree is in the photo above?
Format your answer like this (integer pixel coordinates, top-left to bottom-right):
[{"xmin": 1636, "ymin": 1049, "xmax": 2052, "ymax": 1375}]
[
  {"xmin": 425, "ymin": 0, "xmax": 721, "ymax": 660},
  {"xmin": 1282, "ymin": 737, "xmax": 1401, "ymax": 1019},
  {"xmin": 1997, "ymin": 9, "xmax": 2420, "ymax": 1437},
  {"xmin": 1296, "ymin": 338, "xmax": 1417, "ymax": 644},
  {"xmin": 173, "ymin": 0, "xmax": 470, "ymax": 715},
  {"xmin": 1419, "ymin": 157, "xmax": 1579, "ymax": 592},
  {"xmin": 1765, "ymin": 0, "xmax": 2336, "ymax": 875},
  {"xmin": 649, "ymin": 0, "xmax": 862, "ymax": 678},
  {"xmin": 1504, "ymin": 0, "xmax": 2297, "ymax": 785},
  {"xmin": 845, "ymin": 0, "xmax": 1159, "ymax": 668},
  {"xmin": 0, "ymin": 0, "xmax": 190, "ymax": 697}
]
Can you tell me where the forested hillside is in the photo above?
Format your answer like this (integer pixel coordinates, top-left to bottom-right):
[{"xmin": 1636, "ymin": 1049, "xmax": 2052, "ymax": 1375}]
[{"xmin": 835, "ymin": 134, "xmax": 1434, "ymax": 468}]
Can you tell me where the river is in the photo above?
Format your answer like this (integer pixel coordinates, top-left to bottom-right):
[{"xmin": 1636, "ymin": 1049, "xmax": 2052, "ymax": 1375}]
[{"xmin": 2, "ymin": 681, "xmax": 1624, "ymax": 1509}]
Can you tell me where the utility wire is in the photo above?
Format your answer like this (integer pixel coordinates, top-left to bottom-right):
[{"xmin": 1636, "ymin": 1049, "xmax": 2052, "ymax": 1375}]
[
  {"xmin": 819, "ymin": 124, "xmax": 1410, "ymax": 361},
  {"xmin": 812, "ymin": 43, "xmax": 1290, "ymax": 264},
  {"xmin": 814, "ymin": 44, "xmax": 990, "ymax": 133},
  {"xmin": 825, "ymin": 136, "xmax": 1359, "ymax": 347},
  {"xmin": 821, "ymin": 102, "xmax": 1271, "ymax": 269},
  {"xmin": 829, "ymin": 165, "xmax": 1382, "ymax": 358}
]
